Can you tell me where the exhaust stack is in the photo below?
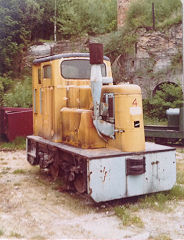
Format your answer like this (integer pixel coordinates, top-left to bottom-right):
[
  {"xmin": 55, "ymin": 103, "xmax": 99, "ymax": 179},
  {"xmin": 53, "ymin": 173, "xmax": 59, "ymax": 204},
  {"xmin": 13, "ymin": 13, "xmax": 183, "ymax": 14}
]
[{"xmin": 89, "ymin": 43, "xmax": 114, "ymax": 139}]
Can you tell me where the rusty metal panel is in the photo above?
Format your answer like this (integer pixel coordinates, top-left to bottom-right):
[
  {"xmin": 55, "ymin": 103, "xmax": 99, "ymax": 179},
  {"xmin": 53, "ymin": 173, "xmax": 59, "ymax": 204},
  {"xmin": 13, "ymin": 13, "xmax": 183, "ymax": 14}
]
[
  {"xmin": 87, "ymin": 156, "xmax": 127, "ymax": 202},
  {"xmin": 89, "ymin": 43, "xmax": 104, "ymax": 64},
  {"xmin": 87, "ymin": 148, "xmax": 176, "ymax": 202},
  {"xmin": 0, "ymin": 107, "xmax": 33, "ymax": 141},
  {"xmin": 127, "ymin": 151, "xmax": 176, "ymax": 196},
  {"xmin": 0, "ymin": 107, "xmax": 26, "ymax": 136}
]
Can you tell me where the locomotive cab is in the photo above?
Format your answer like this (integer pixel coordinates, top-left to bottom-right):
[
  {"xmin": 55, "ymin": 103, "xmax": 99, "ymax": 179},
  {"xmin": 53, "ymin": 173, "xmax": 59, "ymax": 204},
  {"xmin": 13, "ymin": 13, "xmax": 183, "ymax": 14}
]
[
  {"xmin": 32, "ymin": 52, "xmax": 145, "ymax": 152},
  {"xmin": 32, "ymin": 53, "xmax": 111, "ymax": 143}
]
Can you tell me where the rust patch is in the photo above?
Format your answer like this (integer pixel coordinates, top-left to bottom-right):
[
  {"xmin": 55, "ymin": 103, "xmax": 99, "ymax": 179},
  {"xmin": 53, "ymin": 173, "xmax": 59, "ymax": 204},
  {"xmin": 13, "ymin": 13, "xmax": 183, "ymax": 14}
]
[
  {"xmin": 103, "ymin": 171, "xmax": 108, "ymax": 182},
  {"xmin": 89, "ymin": 187, "xmax": 92, "ymax": 195},
  {"xmin": 88, "ymin": 171, "xmax": 92, "ymax": 183}
]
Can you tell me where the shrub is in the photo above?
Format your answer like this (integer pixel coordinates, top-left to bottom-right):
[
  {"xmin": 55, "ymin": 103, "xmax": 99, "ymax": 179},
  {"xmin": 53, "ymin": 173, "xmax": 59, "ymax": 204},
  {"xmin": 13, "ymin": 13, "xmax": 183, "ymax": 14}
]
[
  {"xmin": 103, "ymin": 0, "xmax": 181, "ymax": 64},
  {"xmin": 126, "ymin": 0, "xmax": 182, "ymax": 30},
  {"xmin": 0, "ymin": 76, "xmax": 13, "ymax": 106},
  {"xmin": 103, "ymin": 27, "xmax": 137, "ymax": 63},
  {"xmin": 57, "ymin": 0, "xmax": 117, "ymax": 38},
  {"xmin": 114, "ymin": 206, "xmax": 144, "ymax": 227},
  {"xmin": 143, "ymin": 83, "xmax": 183, "ymax": 120},
  {"xmin": 0, "ymin": 137, "xmax": 26, "ymax": 151},
  {"xmin": 3, "ymin": 76, "xmax": 32, "ymax": 108}
]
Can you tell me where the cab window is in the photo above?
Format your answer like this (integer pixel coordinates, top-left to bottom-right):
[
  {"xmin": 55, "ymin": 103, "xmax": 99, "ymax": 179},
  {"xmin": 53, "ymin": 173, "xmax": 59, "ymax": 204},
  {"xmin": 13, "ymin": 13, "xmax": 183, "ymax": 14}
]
[
  {"xmin": 38, "ymin": 68, "xmax": 41, "ymax": 84},
  {"xmin": 61, "ymin": 59, "xmax": 106, "ymax": 79},
  {"xmin": 43, "ymin": 65, "xmax": 51, "ymax": 78}
]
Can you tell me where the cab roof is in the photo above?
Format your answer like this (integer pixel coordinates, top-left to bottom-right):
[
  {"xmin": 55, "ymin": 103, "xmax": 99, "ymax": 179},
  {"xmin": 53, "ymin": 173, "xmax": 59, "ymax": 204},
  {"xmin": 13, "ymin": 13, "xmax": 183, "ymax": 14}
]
[{"xmin": 33, "ymin": 53, "xmax": 110, "ymax": 65}]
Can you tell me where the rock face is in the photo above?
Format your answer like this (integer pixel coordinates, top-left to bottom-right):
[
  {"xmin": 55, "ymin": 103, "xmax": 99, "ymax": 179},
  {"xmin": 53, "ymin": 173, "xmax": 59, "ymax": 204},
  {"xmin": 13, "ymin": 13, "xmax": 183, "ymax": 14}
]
[
  {"xmin": 29, "ymin": 39, "xmax": 88, "ymax": 58},
  {"xmin": 112, "ymin": 24, "xmax": 183, "ymax": 98}
]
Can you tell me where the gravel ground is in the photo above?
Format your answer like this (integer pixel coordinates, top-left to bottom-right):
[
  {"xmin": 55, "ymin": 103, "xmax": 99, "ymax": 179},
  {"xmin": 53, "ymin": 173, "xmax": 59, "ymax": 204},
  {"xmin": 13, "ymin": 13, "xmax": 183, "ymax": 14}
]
[{"xmin": 0, "ymin": 150, "xmax": 184, "ymax": 240}]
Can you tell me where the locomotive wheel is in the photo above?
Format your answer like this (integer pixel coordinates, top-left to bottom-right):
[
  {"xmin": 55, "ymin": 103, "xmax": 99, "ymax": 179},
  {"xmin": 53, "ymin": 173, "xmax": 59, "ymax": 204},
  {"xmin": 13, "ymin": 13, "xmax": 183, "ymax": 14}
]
[
  {"xmin": 155, "ymin": 138, "xmax": 168, "ymax": 145},
  {"xmin": 74, "ymin": 174, "xmax": 86, "ymax": 193},
  {"xmin": 49, "ymin": 162, "xmax": 59, "ymax": 181}
]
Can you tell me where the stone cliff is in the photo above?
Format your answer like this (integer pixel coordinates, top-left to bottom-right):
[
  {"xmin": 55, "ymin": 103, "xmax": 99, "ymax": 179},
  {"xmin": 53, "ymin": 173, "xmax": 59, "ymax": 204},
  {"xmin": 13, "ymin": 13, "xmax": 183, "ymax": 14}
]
[{"xmin": 112, "ymin": 24, "xmax": 183, "ymax": 98}]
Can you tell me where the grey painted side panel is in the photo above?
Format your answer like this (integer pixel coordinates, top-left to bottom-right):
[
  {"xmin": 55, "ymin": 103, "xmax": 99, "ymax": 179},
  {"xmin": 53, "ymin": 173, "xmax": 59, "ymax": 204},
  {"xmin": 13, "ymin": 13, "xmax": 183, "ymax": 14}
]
[
  {"xmin": 87, "ymin": 157, "xmax": 126, "ymax": 202},
  {"xmin": 88, "ymin": 150, "xmax": 176, "ymax": 202}
]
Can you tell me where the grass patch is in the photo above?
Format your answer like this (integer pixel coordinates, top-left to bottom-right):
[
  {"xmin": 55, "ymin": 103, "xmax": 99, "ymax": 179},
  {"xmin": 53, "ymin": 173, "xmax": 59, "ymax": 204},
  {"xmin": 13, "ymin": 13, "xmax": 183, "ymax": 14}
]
[
  {"xmin": 149, "ymin": 234, "xmax": 171, "ymax": 240},
  {"xmin": 138, "ymin": 193, "xmax": 171, "ymax": 211},
  {"xmin": 177, "ymin": 171, "xmax": 184, "ymax": 185},
  {"xmin": 138, "ymin": 185, "xmax": 184, "ymax": 211},
  {"xmin": 31, "ymin": 236, "xmax": 46, "ymax": 240},
  {"xmin": 126, "ymin": 0, "xmax": 181, "ymax": 30},
  {"xmin": 13, "ymin": 169, "xmax": 27, "ymax": 174},
  {"xmin": 1, "ymin": 162, "xmax": 8, "ymax": 165},
  {"xmin": 114, "ymin": 184, "xmax": 184, "ymax": 225},
  {"xmin": 0, "ymin": 137, "xmax": 26, "ymax": 151},
  {"xmin": 0, "ymin": 170, "xmax": 8, "ymax": 175},
  {"xmin": 14, "ymin": 183, "xmax": 22, "ymax": 186},
  {"xmin": 177, "ymin": 148, "xmax": 184, "ymax": 154},
  {"xmin": 9, "ymin": 232, "xmax": 23, "ymax": 238},
  {"xmin": 167, "ymin": 185, "xmax": 184, "ymax": 200},
  {"xmin": 143, "ymin": 116, "xmax": 167, "ymax": 126},
  {"xmin": 114, "ymin": 206, "xmax": 144, "ymax": 228},
  {"xmin": 0, "ymin": 229, "xmax": 4, "ymax": 236},
  {"xmin": 0, "ymin": 167, "xmax": 11, "ymax": 175}
]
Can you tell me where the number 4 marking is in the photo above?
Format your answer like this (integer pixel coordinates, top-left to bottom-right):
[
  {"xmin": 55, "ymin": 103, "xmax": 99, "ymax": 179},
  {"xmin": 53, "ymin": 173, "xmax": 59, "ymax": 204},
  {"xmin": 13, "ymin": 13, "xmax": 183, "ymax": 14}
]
[{"xmin": 132, "ymin": 98, "xmax": 138, "ymax": 107}]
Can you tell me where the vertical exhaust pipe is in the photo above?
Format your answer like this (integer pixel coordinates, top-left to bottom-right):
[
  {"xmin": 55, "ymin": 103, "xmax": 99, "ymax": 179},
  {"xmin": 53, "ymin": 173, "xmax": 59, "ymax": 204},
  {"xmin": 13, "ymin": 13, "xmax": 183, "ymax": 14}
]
[
  {"xmin": 89, "ymin": 43, "xmax": 103, "ymax": 120},
  {"xmin": 89, "ymin": 43, "xmax": 114, "ymax": 139}
]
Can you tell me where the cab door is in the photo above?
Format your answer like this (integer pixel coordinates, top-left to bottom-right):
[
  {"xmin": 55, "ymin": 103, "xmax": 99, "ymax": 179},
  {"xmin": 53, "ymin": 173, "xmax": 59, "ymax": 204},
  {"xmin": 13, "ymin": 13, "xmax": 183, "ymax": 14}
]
[{"xmin": 40, "ymin": 63, "xmax": 54, "ymax": 139}]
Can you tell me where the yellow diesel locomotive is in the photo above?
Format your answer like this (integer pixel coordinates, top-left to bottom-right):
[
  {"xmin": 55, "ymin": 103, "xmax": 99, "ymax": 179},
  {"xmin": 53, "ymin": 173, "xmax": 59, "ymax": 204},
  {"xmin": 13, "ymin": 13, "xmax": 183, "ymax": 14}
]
[{"xmin": 27, "ymin": 44, "xmax": 176, "ymax": 202}]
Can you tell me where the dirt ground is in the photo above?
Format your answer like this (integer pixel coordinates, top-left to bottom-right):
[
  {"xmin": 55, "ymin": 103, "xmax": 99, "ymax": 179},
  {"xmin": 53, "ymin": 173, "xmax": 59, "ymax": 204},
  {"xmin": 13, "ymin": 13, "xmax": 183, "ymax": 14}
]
[{"xmin": 0, "ymin": 150, "xmax": 184, "ymax": 240}]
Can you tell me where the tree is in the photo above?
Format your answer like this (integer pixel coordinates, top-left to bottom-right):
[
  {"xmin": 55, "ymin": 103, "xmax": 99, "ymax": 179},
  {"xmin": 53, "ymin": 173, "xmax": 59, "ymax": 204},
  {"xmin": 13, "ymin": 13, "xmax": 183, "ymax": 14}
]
[
  {"xmin": 31, "ymin": 0, "xmax": 54, "ymax": 41},
  {"xmin": 56, "ymin": 0, "xmax": 117, "ymax": 38},
  {"xmin": 0, "ymin": 0, "xmax": 42, "ymax": 76}
]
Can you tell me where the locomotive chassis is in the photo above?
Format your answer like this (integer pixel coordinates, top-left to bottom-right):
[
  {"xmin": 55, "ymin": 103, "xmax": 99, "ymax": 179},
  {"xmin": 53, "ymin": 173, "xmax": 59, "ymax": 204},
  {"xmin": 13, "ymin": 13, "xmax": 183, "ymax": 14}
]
[{"xmin": 27, "ymin": 135, "xmax": 176, "ymax": 202}]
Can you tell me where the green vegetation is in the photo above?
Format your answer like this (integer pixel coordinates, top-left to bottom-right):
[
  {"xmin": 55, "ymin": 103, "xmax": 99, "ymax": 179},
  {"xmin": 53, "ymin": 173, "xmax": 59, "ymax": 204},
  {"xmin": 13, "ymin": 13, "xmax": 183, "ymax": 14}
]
[
  {"xmin": 0, "ymin": 0, "xmax": 42, "ymax": 76},
  {"xmin": 103, "ymin": 27, "xmax": 137, "ymax": 63},
  {"xmin": 114, "ymin": 149, "xmax": 184, "ymax": 227},
  {"xmin": 0, "ymin": 0, "xmax": 180, "ymax": 78},
  {"xmin": 114, "ymin": 205, "xmax": 144, "ymax": 227},
  {"xmin": 0, "ymin": 75, "xmax": 32, "ymax": 107},
  {"xmin": 0, "ymin": 76, "xmax": 13, "ymax": 106},
  {"xmin": 9, "ymin": 232, "xmax": 23, "ymax": 238},
  {"xmin": 57, "ymin": 0, "xmax": 117, "ymax": 38},
  {"xmin": 143, "ymin": 83, "xmax": 183, "ymax": 120},
  {"xmin": 143, "ymin": 116, "xmax": 167, "ymax": 126},
  {"xmin": 31, "ymin": 236, "xmax": 47, "ymax": 240},
  {"xmin": 0, "ymin": 0, "xmax": 117, "ymax": 77},
  {"xmin": 13, "ymin": 169, "xmax": 27, "ymax": 174},
  {"xmin": 126, "ymin": 0, "xmax": 181, "ymax": 30},
  {"xmin": 139, "ymin": 185, "xmax": 184, "ymax": 210},
  {"xmin": 3, "ymin": 76, "xmax": 32, "ymax": 107},
  {"xmin": 114, "ymin": 184, "xmax": 184, "ymax": 226},
  {"xmin": 0, "ymin": 229, "xmax": 4, "ymax": 236},
  {"xmin": 150, "ymin": 234, "xmax": 171, "ymax": 240},
  {"xmin": 0, "ymin": 137, "xmax": 26, "ymax": 150},
  {"xmin": 103, "ymin": 0, "xmax": 181, "ymax": 61},
  {"xmin": 0, "ymin": 0, "xmax": 182, "ymax": 120},
  {"xmin": 0, "ymin": 167, "xmax": 11, "ymax": 174},
  {"xmin": 177, "ymin": 172, "xmax": 184, "ymax": 185},
  {"xmin": 0, "ymin": 0, "xmax": 117, "ymax": 106}
]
